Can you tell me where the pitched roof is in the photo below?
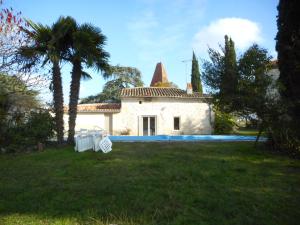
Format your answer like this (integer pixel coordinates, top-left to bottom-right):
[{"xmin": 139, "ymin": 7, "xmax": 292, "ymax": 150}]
[
  {"xmin": 120, "ymin": 87, "xmax": 210, "ymax": 99},
  {"xmin": 150, "ymin": 62, "xmax": 169, "ymax": 86},
  {"xmin": 64, "ymin": 103, "xmax": 121, "ymax": 113}
]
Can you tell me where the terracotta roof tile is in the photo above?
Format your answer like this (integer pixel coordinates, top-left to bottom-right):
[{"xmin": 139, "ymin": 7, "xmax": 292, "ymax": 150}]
[
  {"xmin": 64, "ymin": 103, "xmax": 121, "ymax": 113},
  {"xmin": 120, "ymin": 87, "xmax": 211, "ymax": 99}
]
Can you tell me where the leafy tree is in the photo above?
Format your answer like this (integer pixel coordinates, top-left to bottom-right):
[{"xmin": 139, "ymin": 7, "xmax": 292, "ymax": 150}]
[
  {"xmin": 0, "ymin": 1, "xmax": 46, "ymax": 96},
  {"xmin": 80, "ymin": 66, "xmax": 143, "ymax": 104},
  {"xmin": 20, "ymin": 17, "xmax": 74, "ymax": 144},
  {"xmin": 202, "ymin": 35, "xmax": 239, "ymax": 112},
  {"xmin": 0, "ymin": 73, "xmax": 40, "ymax": 146},
  {"xmin": 238, "ymin": 44, "xmax": 272, "ymax": 138},
  {"xmin": 153, "ymin": 81, "xmax": 178, "ymax": 88},
  {"xmin": 0, "ymin": 0, "xmax": 25, "ymax": 73},
  {"xmin": 203, "ymin": 36, "xmax": 273, "ymax": 138},
  {"xmin": 66, "ymin": 21, "xmax": 110, "ymax": 143},
  {"xmin": 213, "ymin": 108, "xmax": 235, "ymax": 134},
  {"xmin": 191, "ymin": 51, "xmax": 203, "ymax": 93},
  {"xmin": 238, "ymin": 45, "xmax": 272, "ymax": 114},
  {"xmin": 202, "ymin": 47, "xmax": 224, "ymax": 92}
]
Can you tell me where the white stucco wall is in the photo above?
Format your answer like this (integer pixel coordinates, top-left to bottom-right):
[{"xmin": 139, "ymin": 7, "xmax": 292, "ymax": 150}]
[
  {"xmin": 113, "ymin": 97, "xmax": 213, "ymax": 135},
  {"xmin": 64, "ymin": 97, "xmax": 214, "ymax": 135},
  {"xmin": 64, "ymin": 113, "xmax": 105, "ymax": 131}
]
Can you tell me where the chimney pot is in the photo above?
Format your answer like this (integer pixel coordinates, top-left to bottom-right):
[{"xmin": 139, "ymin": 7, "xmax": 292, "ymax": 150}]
[{"xmin": 187, "ymin": 83, "xmax": 193, "ymax": 94}]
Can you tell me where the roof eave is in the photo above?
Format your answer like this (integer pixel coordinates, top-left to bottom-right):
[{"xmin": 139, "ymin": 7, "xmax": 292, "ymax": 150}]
[
  {"xmin": 77, "ymin": 110, "xmax": 121, "ymax": 113},
  {"xmin": 120, "ymin": 96, "xmax": 212, "ymax": 99}
]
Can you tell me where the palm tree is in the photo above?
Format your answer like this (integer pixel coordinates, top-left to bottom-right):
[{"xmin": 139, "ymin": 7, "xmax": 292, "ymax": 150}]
[
  {"xmin": 66, "ymin": 22, "xmax": 110, "ymax": 143},
  {"xmin": 20, "ymin": 17, "xmax": 74, "ymax": 144}
]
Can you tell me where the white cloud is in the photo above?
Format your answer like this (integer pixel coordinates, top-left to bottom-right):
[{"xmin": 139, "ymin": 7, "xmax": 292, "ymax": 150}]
[
  {"xmin": 127, "ymin": 10, "xmax": 158, "ymax": 32},
  {"xmin": 193, "ymin": 18, "xmax": 263, "ymax": 55},
  {"xmin": 127, "ymin": 0, "xmax": 207, "ymax": 63},
  {"xmin": 127, "ymin": 10, "xmax": 184, "ymax": 62}
]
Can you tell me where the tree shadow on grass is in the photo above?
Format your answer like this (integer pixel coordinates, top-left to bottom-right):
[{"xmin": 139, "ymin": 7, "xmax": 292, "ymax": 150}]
[{"xmin": 0, "ymin": 143, "xmax": 300, "ymax": 225}]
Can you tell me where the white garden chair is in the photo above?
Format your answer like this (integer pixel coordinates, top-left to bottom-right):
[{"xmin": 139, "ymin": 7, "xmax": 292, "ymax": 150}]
[
  {"xmin": 99, "ymin": 136, "xmax": 112, "ymax": 153},
  {"xmin": 74, "ymin": 127, "xmax": 112, "ymax": 153}
]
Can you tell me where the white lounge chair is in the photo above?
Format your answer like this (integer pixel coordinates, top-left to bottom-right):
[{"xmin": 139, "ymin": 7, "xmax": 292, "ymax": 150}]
[{"xmin": 74, "ymin": 128, "xmax": 112, "ymax": 153}]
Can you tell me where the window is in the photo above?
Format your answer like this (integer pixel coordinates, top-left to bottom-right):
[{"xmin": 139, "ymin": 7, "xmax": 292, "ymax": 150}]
[{"xmin": 174, "ymin": 117, "xmax": 180, "ymax": 130}]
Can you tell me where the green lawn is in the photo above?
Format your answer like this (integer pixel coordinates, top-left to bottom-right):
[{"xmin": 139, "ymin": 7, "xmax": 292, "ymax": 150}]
[
  {"xmin": 0, "ymin": 142, "xmax": 299, "ymax": 225},
  {"xmin": 234, "ymin": 128, "xmax": 261, "ymax": 136}
]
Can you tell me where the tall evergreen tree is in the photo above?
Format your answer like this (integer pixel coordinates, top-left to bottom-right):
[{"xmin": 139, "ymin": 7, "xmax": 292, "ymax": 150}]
[
  {"xmin": 273, "ymin": 0, "xmax": 300, "ymax": 153},
  {"xmin": 220, "ymin": 35, "xmax": 238, "ymax": 111},
  {"xmin": 191, "ymin": 52, "xmax": 203, "ymax": 93},
  {"xmin": 276, "ymin": 0, "xmax": 300, "ymax": 128}
]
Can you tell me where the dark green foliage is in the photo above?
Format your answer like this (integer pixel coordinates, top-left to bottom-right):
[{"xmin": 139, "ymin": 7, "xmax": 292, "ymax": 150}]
[
  {"xmin": 0, "ymin": 142, "xmax": 300, "ymax": 224},
  {"xmin": 264, "ymin": 100, "xmax": 300, "ymax": 156},
  {"xmin": 80, "ymin": 65, "xmax": 143, "ymax": 104},
  {"xmin": 26, "ymin": 110, "xmax": 55, "ymax": 144},
  {"xmin": 0, "ymin": 73, "xmax": 39, "ymax": 147},
  {"xmin": 1, "ymin": 110, "xmax": 55, "ymax": 153},
  {"xmin": 220, "ymin": 35, "xmax": 239, "ymax": 112},
  {"xmin": 3, "ymin": 125, "xmax": 31, "ymax": 152},
  {"xmin": 274, "ymin": 0, "xmax": 300, "ymax": 154},
  {"xmin": 276, "ymin": 0, "xmax": 300, "ymax": 116},
  {"xmin": 0, "ymin": 73, "xmax": 54, "ymax": 152},
  {"xmin": 203, "ymin": 37, "xmax": 274, "ymax": 137},
  {"xmin": 238, "ymin": 44, "xmax": 272, "ymax": 118},
  {"xmin": 191, "ymin": 51, "xmax": 203, "ymax": 93},
  {"xmin": 213, "ymin": 108, "xmax": 235, "ymax": 134},
  {"xmin": 202, "ymin": 47, "xmax": 224, "ymax": 92},
  {"xmin": 202, "ymin": 35, "xmax": 239, "ymax": 112}
]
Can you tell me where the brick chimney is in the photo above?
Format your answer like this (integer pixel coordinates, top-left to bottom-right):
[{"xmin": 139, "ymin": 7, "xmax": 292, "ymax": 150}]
[{"xmin": 186, "ymin": 83, "xmax": 193, "ymax": 94}]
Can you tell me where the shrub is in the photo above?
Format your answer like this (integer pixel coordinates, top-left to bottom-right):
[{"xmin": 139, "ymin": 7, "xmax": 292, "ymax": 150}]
[
  {"xmin": 120, "ymin": 128, "xmax": 131, "ymax": 135},
  {"xmin": 214, "ymin": 109, "xmax": 235, "ymax": 134},
  {"xmin": 1, "ymin": 109, "xmax": 55, "ymax": 153},
  {"xmin": 26, "ymin": 110, "xmax": 55, "ymax": 145},
  {"xmin": 264, "ymin": 101, "xmax": 300, "ymax": 157}
]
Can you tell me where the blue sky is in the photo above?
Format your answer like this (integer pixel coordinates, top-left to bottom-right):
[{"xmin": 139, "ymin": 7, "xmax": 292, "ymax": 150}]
[{"xmin": 6, "ymin": 0, "xmax": 279, "ymax": 103}]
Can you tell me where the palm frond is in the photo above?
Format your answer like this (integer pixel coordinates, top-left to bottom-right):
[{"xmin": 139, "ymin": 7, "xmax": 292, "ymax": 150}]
[{"xmin": 81, "ymin": 71, "xmax": 92, "ymax": 80}]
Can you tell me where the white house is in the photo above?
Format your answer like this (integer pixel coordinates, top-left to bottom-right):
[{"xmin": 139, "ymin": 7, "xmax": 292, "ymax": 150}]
[{"xmin": 64, "ymin": 63, "xmax": 214, "ymax": 136}]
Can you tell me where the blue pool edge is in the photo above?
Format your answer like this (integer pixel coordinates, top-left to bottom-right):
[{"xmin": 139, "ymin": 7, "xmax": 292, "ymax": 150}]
[{"xmin": 109, "ymin": 135, "xmax": 267, "ymax": 142}]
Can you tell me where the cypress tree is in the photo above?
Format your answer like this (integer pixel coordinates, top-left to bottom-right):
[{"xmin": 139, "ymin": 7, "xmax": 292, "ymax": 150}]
[
  {"xmin": 274, "ymin": 0, "xmax": 300, "ymax": 153},
  {"xmin": 191, "ymin": 51, "xmax": 203, "ymax": 94},
  {"xmin": 276, "ymin": 0, "xmax": 300, "ymax": 126},
  {"xmin": 220, "ymin": 35, "xmax": 238, "ymax": 111}
]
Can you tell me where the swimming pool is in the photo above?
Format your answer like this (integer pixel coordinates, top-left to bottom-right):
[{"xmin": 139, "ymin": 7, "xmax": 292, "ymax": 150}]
[{"xmin": 109, "ymin": 135, "xmax": 267, "ymax": 142}]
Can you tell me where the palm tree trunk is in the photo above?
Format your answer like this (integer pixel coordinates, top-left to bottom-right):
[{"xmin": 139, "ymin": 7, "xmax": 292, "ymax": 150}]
[
  {"xmin": 52, "ymin": 61, "xmax": 64, "ymax": 144},
  {"xmin": 67, "ymin": 59, "xmax": 82, "ymax": 144}
]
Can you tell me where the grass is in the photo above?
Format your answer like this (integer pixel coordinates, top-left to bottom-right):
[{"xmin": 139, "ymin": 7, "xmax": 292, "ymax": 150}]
[
  {"xmin": 0, "ymin": 142, "xmax": 300, "ymax": 225},
  {"xmin": 234, "ymin": 127, "xmax": 263, "ymax": 136}
]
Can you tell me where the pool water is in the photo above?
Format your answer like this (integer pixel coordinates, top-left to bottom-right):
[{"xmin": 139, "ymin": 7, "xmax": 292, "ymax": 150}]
[{"xmin": 109, "ymin": 135, "xmax": 267, "ymax": 142}]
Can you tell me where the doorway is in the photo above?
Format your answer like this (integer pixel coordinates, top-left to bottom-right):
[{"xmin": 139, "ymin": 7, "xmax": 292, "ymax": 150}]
[
  {"xmin": 142, "ymin": 116, "xmax": 156, "ymax": 136},
  {"xmin": 104, "ymin": 113, "xmax": 113, "ymax": 135}
]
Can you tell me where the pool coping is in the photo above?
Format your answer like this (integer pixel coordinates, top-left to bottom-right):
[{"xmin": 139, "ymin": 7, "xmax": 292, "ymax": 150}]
[{"xmin": 109, "ymin": 135, "xmax": 267, "ymax": 142}]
